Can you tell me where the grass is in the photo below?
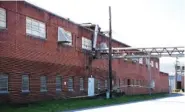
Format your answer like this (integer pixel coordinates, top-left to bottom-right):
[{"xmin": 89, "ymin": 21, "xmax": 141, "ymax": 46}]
[{"xmin": 0, "ymin": 93, "xmax": 168, "ymax": 112}]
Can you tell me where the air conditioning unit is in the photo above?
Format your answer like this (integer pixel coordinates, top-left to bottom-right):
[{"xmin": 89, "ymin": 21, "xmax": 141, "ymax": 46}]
[
  {"xmin": 131, "ymin": 57, "xmax": 138, "ymax": 62},
  {"xmin": 58, "ymin": 27, "xmax": 71, "ymax": 43},
  {"xmin": 99, "ymin": 42, "xmax": 109, "ymax": 54}
]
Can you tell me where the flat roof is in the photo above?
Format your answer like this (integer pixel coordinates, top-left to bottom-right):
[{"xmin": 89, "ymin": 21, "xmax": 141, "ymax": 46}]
[{"xmin": 25, "ymin": 1, "xmax": 130, "ymax": 47}]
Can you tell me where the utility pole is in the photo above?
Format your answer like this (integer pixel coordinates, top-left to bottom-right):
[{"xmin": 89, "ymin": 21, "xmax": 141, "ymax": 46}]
[
  {"xmin": 175, "ymin": 57, "xmax": 178, "ymax": 90},
  {"xmin": 108, "ymin": 6, "xmax": 113, "ymax": 99}
]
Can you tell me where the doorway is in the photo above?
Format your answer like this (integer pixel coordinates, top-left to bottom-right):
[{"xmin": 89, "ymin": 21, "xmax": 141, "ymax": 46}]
[{"xmin": 176, "ymin": 81, "xmax": 182, "ymax": 89}]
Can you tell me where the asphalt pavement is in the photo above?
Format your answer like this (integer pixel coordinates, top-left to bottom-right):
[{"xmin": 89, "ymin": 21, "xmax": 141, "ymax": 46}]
[{"xmin": 69, "ymin": 93, "xmax": 185, "ymax": 112}]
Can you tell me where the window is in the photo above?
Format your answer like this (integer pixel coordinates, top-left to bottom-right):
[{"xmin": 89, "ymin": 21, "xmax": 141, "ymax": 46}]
[
  {"xmin": 26, "ymin": 17, "xmax": 46, "ymax": 39},
  {"xmin": 56, "ymin": 76, "xmax": 62, "ymax": 91},
  {"xmin": 68, "ymin": 77, "xmax": 73, "ymax": 91},
  {"xmin": 131, "ymin": 79, "xmax": 134, "ymax": 85},
  {"xmin": 151, "ymin": 61, "xmax": 154, "ymax": 67},
  {"xmin": 0, "ymin": 74, "xmax": 8, "ymax": 93},
  {"xmin": 137, "ymin": 80, "xmax": 139, "ymax": 85},
  {"xmin": 139, "ymin": 58, "xmax": 143, "ymax": 64},
  {"xmin": 138, "ymin": 80, "xmax": 141, "ymax": 86},
  {"xmin": 95, "ymin": 79, "xmax": 100, "ymax": 90},
  {"xmin": 40, "ymin": 76, "xmax": 47, "ymax": 92},
  {"xmin": 79, "ymin": 78, "xmax": 84, "ymax": 91},
  {"xmin": 134, "ymin": 79, "xmax": 137, "ymax": 85},
  {"xmin": 0, "ymin": 8, "xmax": 6, "ymax": 28},
  {"xmin": 22, "ymin": 75, "xmax": 29, "ymax": 92},
  {"xmin": 146, "ymin": 58, "xmax": 150, "ymax": 65},
  {"xmin": 82, "ymin": 37, "xmax": 92, "ymax": 50},
  {"xmin": 105, "ymin": 80, "xmax": 107, "ymax": 89},
  {"xmin": 142, "ymin": 80, "xmax": 144, "ymax": 86},
  {"xmin": 127, "ymin": 79, "xmax": 130, "ymax": 86},
  {"xmin": 98, "ymin": 80, "xmax": 100, "ymax": 89},
  {"xmin": 122, "ymin": 80, "xmax": 124, "ymax": 85},
  {"xmin": 155, "ymin": 62, "xmax": 158, "ymax": 68}
]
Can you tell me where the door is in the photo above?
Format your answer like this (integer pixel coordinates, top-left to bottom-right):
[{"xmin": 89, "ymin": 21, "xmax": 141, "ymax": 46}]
[
  {"xmin": 177, "ymin": 81, "xmax": 181, "ymax": 89},
  {"xmin": 88, "ymin": 78, "xmax": 95, "ymax": 96}
]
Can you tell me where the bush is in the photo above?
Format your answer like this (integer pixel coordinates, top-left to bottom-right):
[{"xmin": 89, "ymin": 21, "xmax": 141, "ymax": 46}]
[
  {"xmin": 112, "ymin": 89, "xmax": 125, "ymax": 97},
  {"xmin": 182, "ymin": 89, "xmax": 184, "ymax": 92},
  {"xmin": 175, "ymin": 89, "xmax": 180, "ymax": 92}
]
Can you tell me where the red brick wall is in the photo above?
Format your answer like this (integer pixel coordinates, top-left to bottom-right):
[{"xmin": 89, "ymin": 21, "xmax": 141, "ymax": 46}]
[
  {"xmin": 0, "ymin": 1, "xmax": 167, "ymax": 103},
  {"xmin": 159, "ymin": 72, "xmax": 169, "ymax": 93}
]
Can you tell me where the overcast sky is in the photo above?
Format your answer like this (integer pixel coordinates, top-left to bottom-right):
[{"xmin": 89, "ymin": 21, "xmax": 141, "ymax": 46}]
[{"xmin": 26, "ymin": 0, "xmax": 185, "ymax": 75}]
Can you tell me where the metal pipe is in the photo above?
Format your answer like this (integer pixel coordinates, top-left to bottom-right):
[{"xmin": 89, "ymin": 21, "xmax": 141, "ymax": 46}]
[
  {"xmin": 92, "ymin": 25, "xmax": 99, "ymax": 50},
  {"xmin": 147, "ymin": 55, "xmax": 152, "ymax": 95}
]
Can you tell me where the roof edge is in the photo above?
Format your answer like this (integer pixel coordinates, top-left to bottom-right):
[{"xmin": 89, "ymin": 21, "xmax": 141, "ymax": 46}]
[{"xmin": 25, "ymin": 1, "xmax": 130, "ymax": 47}]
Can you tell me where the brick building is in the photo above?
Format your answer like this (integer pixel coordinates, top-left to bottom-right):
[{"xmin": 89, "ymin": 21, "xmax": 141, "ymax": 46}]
[{"xmin": 0, "ymin": 1, "xmax": 169, "ymax": 103}]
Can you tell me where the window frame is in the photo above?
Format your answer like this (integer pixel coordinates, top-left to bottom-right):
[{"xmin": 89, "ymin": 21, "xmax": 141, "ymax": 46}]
[
  {"xmin": 40, "ymin": 76, "xmax": 47, "ymax": 92},
  {"xmin": 21, "ymin": 74, "xmax": 30, "ymax": 93},
  {"xmin": 56, "ymin": 76, "xmax": 62, "ymax": 91},
  {"xmin": 0, "ymin": 8, "xmax": 6, "ymax": 29},
  {"xmin": 26, "ymin": 17, "xmax": 46, "ymax": 39},
  {"xmin": 0, "ymin": 74, "xmax": 8, "ymax": 93}
]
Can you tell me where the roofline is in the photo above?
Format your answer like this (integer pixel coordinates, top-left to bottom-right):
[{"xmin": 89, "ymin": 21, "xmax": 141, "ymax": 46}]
[
  {"xmin": 160, "ymin": 71, "xmax": 169, "ymax": 76},
  {"xmin": 24, "ymin": 1, "xmax": 130, "ymax": 47}
]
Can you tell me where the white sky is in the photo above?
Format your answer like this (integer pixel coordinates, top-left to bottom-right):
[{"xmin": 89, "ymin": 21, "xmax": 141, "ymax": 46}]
[{"xmin": 26, "ymin": 0, "xmax": 185, "ymax": 75}]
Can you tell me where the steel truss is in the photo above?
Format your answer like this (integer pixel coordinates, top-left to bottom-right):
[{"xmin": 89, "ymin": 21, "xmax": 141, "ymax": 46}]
[{"xmin": 97, "ymin": 46, "xmax": 185, "ymax": 59}]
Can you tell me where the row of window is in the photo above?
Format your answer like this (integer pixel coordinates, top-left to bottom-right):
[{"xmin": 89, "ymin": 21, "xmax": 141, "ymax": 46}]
[
  {"xmin": 139, "ymin": 58, "xmax": 158, "ymax": 69},
  {"xmin": 0, "ymin": 8, "xmax": 92, "ymax": 51},
  {"xmin": 95, "ymin": 79, "xmax": 108, "ymax": 90},
  {"xmin": 0, "ymin": 74, "xmax": 85, "ymax": 93},
  {"xmin": 121, "ymin": 79, "xmax": 146, "ymax": 86}
]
